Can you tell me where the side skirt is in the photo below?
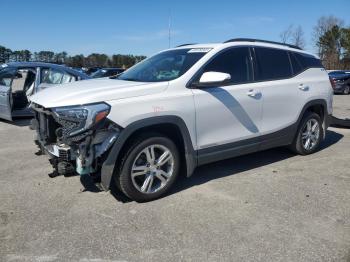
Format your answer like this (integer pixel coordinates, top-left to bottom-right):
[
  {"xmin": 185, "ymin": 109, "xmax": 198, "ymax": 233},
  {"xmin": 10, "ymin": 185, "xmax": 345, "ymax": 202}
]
[{"xmin": 197, "ymin": 123, "xmax": 297, "ymax": 166}]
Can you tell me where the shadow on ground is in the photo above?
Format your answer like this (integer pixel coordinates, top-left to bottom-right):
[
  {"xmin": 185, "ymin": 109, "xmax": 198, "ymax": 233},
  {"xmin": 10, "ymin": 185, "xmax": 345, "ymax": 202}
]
[
  {"xmin": 170, "ymin": 130, "xmax": 343, "ymax": 196},
  {"xmin": 79, "ymin": 130, "xmax": 343, "ymax": 202}
]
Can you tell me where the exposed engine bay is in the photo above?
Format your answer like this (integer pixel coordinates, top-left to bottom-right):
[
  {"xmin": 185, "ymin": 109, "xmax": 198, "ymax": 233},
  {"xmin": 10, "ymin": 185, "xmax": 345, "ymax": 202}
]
[{"xmin": 30, "ymin": 103, "xmax": 119, "ymax": 178}]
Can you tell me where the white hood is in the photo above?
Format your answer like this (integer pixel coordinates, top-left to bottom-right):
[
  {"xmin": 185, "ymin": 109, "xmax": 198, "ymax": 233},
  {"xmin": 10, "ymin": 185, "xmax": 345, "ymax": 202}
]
[{"xmin": 30, "ymin": 78, "xmax": 167, "ymax": 108}]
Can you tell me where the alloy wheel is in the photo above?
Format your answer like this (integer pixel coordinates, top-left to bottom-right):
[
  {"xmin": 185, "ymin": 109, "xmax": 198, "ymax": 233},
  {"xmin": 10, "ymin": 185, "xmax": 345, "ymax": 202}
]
[
  {"xmin": 131, "ymin": 144, "xmax": 174, "ymax": 194},
  {"xmin": 301, "ymin": 119, "xmax": 320, "ymax": 151}
]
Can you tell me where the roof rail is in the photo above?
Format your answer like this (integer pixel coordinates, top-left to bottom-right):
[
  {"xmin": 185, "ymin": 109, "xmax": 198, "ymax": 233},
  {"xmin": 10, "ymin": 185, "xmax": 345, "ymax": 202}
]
[
  {"xmin": 223, "ymin": 38, "xmax": 302, "ymax": 50},
  {"xmin": 176, "ymin": 43, "xmax": 197, "ymax": 47}
]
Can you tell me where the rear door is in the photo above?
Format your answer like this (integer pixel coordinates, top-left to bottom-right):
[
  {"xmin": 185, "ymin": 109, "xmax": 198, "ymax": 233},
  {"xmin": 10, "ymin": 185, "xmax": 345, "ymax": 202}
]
[
  {"xmin": 0, "ymin": 67, "xmax": 16, "ymax": 121},
  {"xmin": 252, "ymin": 47, "xmax": 301, "ymax": 135}
]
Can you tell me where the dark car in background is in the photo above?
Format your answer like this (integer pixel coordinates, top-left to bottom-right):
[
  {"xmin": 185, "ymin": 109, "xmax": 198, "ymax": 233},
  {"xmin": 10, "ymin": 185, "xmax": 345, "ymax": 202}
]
[
  {"xmin": 85, "ymin": 67, "xmax": 101, "ymax": 75},
  {"xmin": 0, "ymin": 62, "xmax": 90, "ymax": 121},
  {"xmin": 91, "ymin": 67, "xmax": 125, "ymax": 78},
  {"xmin": 329, "ymin": 70, "xmax": 350, "ymax": 95}
]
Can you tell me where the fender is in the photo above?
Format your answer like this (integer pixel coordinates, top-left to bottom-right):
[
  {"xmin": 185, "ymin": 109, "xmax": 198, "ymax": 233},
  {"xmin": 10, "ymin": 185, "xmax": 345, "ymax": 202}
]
[
  {"xmin": 100, "ymin": 115, "xmax": 197, "ymax": 190},
  {"xmin": 296, "ymin": 99, "xmax": 329, "ymax": 137}
]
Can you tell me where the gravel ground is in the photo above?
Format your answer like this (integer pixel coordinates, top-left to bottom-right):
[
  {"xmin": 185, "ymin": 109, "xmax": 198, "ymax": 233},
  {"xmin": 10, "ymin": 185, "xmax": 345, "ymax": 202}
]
[{"xmin": 0, "ymin": 95, "xmax": 349, "ymax": 262}]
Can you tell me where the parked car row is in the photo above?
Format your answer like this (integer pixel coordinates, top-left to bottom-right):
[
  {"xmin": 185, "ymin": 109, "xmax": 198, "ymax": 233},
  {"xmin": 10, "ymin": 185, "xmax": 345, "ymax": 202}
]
[{"xmin": 328, "ymin": 70, "xmax": 350, "ymax": 95}]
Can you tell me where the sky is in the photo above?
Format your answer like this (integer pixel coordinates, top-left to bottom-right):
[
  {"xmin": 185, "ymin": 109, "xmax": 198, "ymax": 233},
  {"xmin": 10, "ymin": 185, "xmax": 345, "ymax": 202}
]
[{"xmin": 1, "ymin": 0, "xmax": 349, "ymax": 56}]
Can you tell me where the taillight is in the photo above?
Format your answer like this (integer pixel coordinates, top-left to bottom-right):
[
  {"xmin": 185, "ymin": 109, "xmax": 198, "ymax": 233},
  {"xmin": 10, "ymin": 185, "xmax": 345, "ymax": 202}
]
[{"xmin": 329, "ymin": 77, "xmax": 336, "ymax": 89}]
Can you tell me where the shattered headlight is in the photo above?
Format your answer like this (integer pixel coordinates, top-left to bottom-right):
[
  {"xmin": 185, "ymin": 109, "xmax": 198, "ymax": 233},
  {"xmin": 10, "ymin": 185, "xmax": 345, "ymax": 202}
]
[{"xmin": 52, "ymin": 103, "xmax": 110, "ymax": 137}]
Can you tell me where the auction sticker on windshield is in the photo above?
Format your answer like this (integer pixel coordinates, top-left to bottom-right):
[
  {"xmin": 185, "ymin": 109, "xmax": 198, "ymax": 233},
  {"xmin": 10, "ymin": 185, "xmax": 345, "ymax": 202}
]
[{"xmin": 188, "ymin": 48, "xmax": 212, "ymax": 53}]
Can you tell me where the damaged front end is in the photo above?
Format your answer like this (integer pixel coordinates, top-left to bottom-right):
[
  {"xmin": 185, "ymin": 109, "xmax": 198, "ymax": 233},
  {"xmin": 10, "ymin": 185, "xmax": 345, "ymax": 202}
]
[{"xmin": 31, "ymin": 102, "xmax": 120, "ymax": 180}]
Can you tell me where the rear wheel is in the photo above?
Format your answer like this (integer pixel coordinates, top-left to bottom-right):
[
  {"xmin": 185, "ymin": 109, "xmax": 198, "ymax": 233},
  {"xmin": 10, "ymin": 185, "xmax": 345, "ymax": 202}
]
[
  {"xmin": 115, "ymin": 134, "xmax": 180, "ymax": 202},
  {"xmin": 289, "ymin": 112, "xmax": 323, "ymax": 155}
]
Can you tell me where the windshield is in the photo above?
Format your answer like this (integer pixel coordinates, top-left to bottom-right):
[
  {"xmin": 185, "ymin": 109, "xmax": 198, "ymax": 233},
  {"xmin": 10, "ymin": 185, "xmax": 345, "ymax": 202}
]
[{"xmin": 117, "ymin": 48, "xmax": 209, "ymax": 82}]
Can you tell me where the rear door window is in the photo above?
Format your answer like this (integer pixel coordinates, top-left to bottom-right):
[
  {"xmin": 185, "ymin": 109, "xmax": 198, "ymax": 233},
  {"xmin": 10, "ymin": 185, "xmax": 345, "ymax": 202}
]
[
  {"xmin": 254, "ymin": 47, "xmax": 292, "ymax": 81},
  {"xmin": 289, "ymin": 52, "xmax": 304, "ymax": 75}
]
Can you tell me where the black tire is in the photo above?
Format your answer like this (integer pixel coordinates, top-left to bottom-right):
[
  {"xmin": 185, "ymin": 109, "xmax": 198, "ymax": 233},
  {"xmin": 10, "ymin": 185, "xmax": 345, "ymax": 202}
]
[
  {"xmin": 115, "ymin": 133, "xmax": 180, "ymax": 202},
  {"xmin": 343, "ymin": 85, "xmax": 350, "ymax": 95},
  {"xmin": 289, "ymin": 112, "xmax": 323, "ymax": 155}
]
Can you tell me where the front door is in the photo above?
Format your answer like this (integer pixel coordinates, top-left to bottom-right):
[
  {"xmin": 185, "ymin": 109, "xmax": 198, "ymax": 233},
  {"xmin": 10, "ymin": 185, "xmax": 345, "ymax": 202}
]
[{"xmin": 192, "ymin": 47, "xmax": 263, "ymax": 150}]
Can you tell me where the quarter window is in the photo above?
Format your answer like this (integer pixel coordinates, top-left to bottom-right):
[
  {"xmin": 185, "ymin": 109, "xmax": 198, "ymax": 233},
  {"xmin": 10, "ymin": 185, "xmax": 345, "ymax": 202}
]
[
  {"xmin": 293, "ymin": 52, "xmax": 323, "ymax": 69},
  {"xmin": 202, "ymin": 47, "xmax": 253, "ymax": 84},
  {"xmin": 254, "ymin": 47, "xmax": 292, "ymax": 81}
]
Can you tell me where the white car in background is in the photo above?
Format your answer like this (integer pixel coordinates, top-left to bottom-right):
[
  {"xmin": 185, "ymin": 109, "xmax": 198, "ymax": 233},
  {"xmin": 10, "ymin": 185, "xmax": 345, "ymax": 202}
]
[{"xmin": 30, "ymin": 39, "xmax": 333, "ymax": 202}]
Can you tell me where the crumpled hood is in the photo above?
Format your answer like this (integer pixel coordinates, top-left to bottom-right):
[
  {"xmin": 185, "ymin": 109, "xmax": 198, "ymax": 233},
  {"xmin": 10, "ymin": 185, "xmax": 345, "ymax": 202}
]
[{"xmin": 30, "ymin": 78, "xmax": 167, "ymax": 108}]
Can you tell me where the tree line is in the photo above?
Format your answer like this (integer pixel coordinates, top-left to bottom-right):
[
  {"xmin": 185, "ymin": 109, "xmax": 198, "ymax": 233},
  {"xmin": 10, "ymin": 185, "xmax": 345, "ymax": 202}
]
[
  {"xmin": 280, "ymin": 15, "xmax": 350, "ymax": 70},
  {"xmin": 0, "ymin": 47, "xmax": 146, "ymax": 69}
]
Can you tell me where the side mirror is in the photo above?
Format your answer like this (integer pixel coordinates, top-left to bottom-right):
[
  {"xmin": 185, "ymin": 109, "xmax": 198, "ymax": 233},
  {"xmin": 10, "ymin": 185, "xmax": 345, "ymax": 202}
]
[{"xmin": 193, "ymin": 71, "xmax": 231, "ymax": 88}]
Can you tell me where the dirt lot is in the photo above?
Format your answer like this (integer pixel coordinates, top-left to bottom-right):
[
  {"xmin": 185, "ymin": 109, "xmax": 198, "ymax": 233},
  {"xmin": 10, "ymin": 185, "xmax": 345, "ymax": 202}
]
[{"xmin": 0, "ymin": 95, "xmax": 349, "ymax": 262}]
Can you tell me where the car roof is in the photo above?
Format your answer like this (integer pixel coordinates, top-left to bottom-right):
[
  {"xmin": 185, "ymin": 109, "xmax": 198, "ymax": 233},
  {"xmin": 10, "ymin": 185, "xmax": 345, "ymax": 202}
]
[
  {"xmin": 2, "ymin": 62, "xmax": 90, "ymax": 79},
  {"xmin": 172, "ymin": 40, "xmax": 316, "ymax": 58}
]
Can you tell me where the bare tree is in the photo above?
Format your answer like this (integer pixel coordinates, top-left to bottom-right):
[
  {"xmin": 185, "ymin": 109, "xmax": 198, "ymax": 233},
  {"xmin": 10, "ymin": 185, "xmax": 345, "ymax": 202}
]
[
  {"xmin": 280, "ymin": 24, "xmax": 294, "ymax": 44},
  {"xmin": 280, "ymin": 24, "xmax": 306, "ymax": 48},
  {"xmin": 292, "ymin": 25, "xmax": 306, "ymax": 49}
]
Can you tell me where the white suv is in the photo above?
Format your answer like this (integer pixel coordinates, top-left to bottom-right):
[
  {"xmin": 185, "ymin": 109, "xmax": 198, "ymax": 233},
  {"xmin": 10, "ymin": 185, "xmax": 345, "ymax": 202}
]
[{"xmin": 30, "ymin": 39, "xmax": 333, "ymax": 202}]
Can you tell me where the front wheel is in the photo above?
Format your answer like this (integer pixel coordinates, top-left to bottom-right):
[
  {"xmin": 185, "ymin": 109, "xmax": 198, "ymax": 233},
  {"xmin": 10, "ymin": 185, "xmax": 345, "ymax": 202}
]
[
  {"xmin": 343, "ymin": 85, "xmax": 350, "ymax": 95},
  {"xmin": 116, "ymin": 134, "xmax": 180, "ymax": 202},
  {"xmin": 289, "ymin": 112, "xmax": 323, "ymax": 155}
]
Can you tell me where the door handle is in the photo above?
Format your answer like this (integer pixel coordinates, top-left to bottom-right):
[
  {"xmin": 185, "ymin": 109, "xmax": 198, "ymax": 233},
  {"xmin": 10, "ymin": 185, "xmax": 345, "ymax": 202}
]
[
  {"xmin": 298, "ymin": 84, "xmax": 309, "ymax": 91},
  {"xmin": 247, "ymin": 89, "xmax": 261, "ymax": 98}
]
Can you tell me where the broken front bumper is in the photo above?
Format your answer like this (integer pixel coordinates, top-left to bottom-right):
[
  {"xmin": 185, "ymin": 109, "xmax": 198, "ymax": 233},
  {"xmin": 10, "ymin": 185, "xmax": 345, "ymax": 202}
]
[{"xmin": 31, "ymin": 105, "xmax": 120, "ymax": 178}]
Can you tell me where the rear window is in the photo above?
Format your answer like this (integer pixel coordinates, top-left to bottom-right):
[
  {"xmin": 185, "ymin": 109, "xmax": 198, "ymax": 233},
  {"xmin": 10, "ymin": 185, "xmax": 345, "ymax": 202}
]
[{"xmin": 254, "ymin": 47, "xmax": 292, "ymax": 81}]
